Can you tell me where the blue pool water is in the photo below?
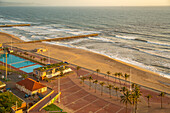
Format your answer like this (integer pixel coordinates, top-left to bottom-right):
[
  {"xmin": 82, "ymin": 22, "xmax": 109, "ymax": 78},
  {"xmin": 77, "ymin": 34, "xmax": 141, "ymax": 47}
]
[
  {"xmin": 20, "ymin": 65, "xmax": 42, "ymax": 73},
  {"xmin": 11, "ymin": 61, "xmax": 35, "ymax": 68},
  {"xmin": 0, "ymin": 54, "xmax": 25, "ymax": 64},
  {"xmin": 0, "ymin": 54, "xmax": 42, "ymax": 73}
]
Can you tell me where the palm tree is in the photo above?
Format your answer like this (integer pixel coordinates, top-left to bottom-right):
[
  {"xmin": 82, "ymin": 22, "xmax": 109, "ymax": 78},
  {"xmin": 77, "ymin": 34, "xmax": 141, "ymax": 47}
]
[
  {"xmin": 107, "ymin": 84, "xmax": 113, "ymax": 98},
  {"xmin": 96, "ymin": 69, "xmax": 100, "ymax": 79},
  {"xmin": 120, "ymin": 86, "xmax": 127, "ymax": 93},
  {"xmin": 99, "ymin": 81, "xmax": 105, "ymax": 96},
  {"xmin": 93, "ymin": 80, "xmax": 98, "ymax": 93},
  {"xmin": 118, "ymin": 72, "xmax": 123, "ymax": 87},
  {"xmin": 33, "ymin": 56, "xmax": 35, "ymax": 59},
  {"xmin": 24, "ymin": 52, "xmax": 27, "ymax": 56},
  {"xmin": 114, "ymin": 72, "xmax": 118, "ymax": 85},
  {"xmin": 158, "ymin": 92, "xmax": 165, "ymax": 109},
  {"xmin": 133, "ymin": 84, "xmax": 142, "ymax": 113},
  {"xmin": 43, "ymin": 58, "xmax": 47, "ymax": 63},
  {"xmin": 80, "ymin": 76, "xmax": 86, "ymax": 86},
  {"xmin": 120, "ymin": 90, "xmax": 132, "ymax": 113},
  {"xmin": 19, "ymin": 52, "xmax": 22, "ymax": 56},
  {"xmin": 30, "ymin": 55, "xmax": 32, "ymax": 59},
  {"xmin": 88, "ymin": 76, "xmax": 93, "ymax": 90},
  {"xmin": 106, "ymin": 71, "xmax": 111, "ymax": 84},
  {"xmin": 145, "ymin": 94, "xmax": 152, "ymax": 107},
  {"xmin": 132, "ymin": 83, "xmax": 136, "ymax": 89},
  {"xmin": 131, "ymin": 92, "xmax": 137, "ymax": 110},
  {"xmin": 40, "ymin": 58, "xmax": 43, "ymax": 63},
  {"xmin": 124, "ymin": 73, "xmax": 130, "ymax": 86},
  {"xmin": 113, "ymin": 86, "xmax": 119, "ymax": 100},
  {"xmin": 76, "ymin": 66, "xmax": 81, "ymax": 77}
]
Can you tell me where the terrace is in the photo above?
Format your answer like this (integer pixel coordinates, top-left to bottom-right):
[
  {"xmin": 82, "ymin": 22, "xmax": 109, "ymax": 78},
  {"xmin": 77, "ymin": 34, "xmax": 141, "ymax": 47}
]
[{"xmin": 33, "ymin": 62, "xmax": 72, "ymax": 80}]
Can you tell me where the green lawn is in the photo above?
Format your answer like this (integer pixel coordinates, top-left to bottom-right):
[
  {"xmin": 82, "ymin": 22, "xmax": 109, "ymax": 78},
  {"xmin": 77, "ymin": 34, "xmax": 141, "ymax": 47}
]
[
  {"xmin": 44, "ymin": 104, "xmax": 67, "ymax": 113},
  {"xmin": 0, "ymin": 65, "xmax": 14, "ymax": 72}
]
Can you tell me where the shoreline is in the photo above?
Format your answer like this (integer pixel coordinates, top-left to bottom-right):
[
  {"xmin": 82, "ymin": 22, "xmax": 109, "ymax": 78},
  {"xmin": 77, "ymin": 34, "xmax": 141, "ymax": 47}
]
[
  {"xmin": 0, "ymin": 32, "xmax": 170, "ymax": 93},
  {"xmin": 46, "ymin": 42, "xmax": 170, "ymax": 79}
]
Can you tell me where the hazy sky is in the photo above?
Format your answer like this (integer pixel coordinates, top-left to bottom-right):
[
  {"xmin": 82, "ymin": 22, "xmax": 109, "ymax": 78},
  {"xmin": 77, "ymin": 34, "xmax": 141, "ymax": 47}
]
[{"xmin": 0, "ymin": 0, "xmax": 170, "ymax": 6}]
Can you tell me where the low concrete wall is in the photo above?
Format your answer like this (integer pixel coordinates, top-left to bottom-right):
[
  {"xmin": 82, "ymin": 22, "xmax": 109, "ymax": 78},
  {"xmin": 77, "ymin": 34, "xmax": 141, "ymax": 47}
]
[
  {"xmin": 0, "ymin": 83, "xmax": 6, "ymax": 89},
  {"xmin": 11, "ymin": 109, "xmax": 23, "ymax": 113}
]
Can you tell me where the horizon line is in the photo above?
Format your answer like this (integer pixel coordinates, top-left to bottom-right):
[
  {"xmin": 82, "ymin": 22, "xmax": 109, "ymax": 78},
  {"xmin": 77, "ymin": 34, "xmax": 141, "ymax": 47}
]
[{"xmin": 1, "ymin": 5, "xmax": 170, "ymax": 7}]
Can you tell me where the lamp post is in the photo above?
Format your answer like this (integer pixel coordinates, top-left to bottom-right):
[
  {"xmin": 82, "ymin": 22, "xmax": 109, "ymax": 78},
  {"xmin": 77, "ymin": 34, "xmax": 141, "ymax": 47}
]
[
  {"xmin": 3, "ymin": 56, "xmax": 4, "ymax": 66},
  {"xmin": 5, "ymin": 51, "xmax": 8, "ymax": 79},
  {"xmin": 130, "ymin": 68, "xmax": 132, "ymax": 91},
  {"xmin": 48, "ymin": 49, "xmax": 50, "ymax": 64},
  {"xmin": 58, "ymin": 76, "xmax": 60, "ymax": 102}
]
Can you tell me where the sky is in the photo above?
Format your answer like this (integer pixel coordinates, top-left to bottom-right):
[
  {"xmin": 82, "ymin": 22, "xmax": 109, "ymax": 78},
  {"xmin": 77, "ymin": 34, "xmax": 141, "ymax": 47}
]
[{"xmin": 0, "ymin": 0, "xmax": 170, "ymax": 6}]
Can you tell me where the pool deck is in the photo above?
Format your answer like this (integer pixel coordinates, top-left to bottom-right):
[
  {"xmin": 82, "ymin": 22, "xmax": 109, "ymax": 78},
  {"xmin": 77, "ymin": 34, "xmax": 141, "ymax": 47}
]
[
  {"xmin": 18, "ymin": 63, "xmax": 37, "ymax": 69},
  {"xmin": 0, "ymin": 54, "xmax": 43, "ymax": 74}
]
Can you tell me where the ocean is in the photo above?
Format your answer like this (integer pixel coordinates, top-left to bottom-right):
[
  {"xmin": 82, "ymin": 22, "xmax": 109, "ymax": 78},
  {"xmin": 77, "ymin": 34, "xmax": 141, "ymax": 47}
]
[{"xmin": 0, "ymin": 6, "xmax": 170, "ymax": 77}]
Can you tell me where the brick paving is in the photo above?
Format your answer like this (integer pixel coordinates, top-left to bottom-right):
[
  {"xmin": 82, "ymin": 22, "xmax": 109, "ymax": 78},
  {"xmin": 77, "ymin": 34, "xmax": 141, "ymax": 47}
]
[{"xmin": 43, "ymin": 72, "xmax": 130, "ymax": 113}]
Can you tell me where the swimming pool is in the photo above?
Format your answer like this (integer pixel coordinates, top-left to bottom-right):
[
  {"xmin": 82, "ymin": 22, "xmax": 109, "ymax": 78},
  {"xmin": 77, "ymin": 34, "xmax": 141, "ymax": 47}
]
[
  {"xmin": 11, "ymin": 61, "xmax": 35, "ymax": 68},
  {"xmin": 0, "ymin": 54, "xmax": 42, "ymax": 73},
  {"xmin": 20, "ymin": 65, "xmax": 42, "ymax": 73},
  {"xmin": 0, "ymin": 54, "xmax": 25, "ymax": 64}
]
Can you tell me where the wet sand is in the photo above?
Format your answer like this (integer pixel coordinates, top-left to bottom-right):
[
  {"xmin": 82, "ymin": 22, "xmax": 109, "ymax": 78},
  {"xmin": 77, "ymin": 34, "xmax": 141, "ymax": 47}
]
[{"xmin": 0, "ymin": 32, "xmax": 170, "ymax": 93}]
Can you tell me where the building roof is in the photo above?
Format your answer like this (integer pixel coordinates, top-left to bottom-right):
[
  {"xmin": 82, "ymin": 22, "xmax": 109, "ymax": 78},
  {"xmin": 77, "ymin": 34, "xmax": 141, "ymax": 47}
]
[{"xmin": 16, "ymin": 78, "xmax": 46, "ymax": 91}]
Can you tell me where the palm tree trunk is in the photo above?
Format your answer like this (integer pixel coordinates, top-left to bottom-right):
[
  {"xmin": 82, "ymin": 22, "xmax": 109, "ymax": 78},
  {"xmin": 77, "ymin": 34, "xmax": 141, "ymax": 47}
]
[
  {"xmin": 77, "ymin": 71, "xmax": 78, "ymax": 77},
  {"xmin": 126, "ymin": 102, "xmax": 128, "ymax": 113},
  {"xmin": 161, "ymin": 97, "xmax": 162, "ymax": 108},
  {"xmin": 97, "ymin": 72, "xmax": 98, "ymax": 80},
  {"xmin": 108, "ymin": 75, "xmax": 109, "ymax": 84},
  {"xmin": 89, "ymin": 81, "xmax": 91, "ymax": 90},
  {"xmin": 124, "ymin": 78, "xmax": 126, "ymax": 86},
  {"xmin": 101, "ymin": 86, "xmax": 103, "ymax": 96},
  {"xmin": 95, "ymin": 84, "xmax": 96, "ymax": 93},
  {"xmin": 116, "ymin": 91, "xmax": 118, "ymax": 100},
  {"xmin": 119, "ymin": 77, "xmax": 121, "ymax": 87},
  {"xmin": 135, "ymin": 101, "xmax": 138, "ymax": 113},
  {"xmin": 109, "ymin": 89, "xmax": 111, "ymax": 98}
]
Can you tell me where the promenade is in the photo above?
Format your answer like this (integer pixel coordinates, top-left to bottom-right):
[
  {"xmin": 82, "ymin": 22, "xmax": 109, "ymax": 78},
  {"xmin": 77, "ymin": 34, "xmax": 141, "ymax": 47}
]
[{"xmin": 3, "ymin": 45, "xmax": 170, "ymax": 113}]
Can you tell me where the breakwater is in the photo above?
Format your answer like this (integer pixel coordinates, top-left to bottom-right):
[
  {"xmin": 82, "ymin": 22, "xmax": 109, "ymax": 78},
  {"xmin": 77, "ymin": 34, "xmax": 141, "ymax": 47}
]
[
  {"xmin": 0, "ymin": 24, "xmax": 31, "ymax": 27},
  {"xmin": 17, "ymin": 34, "xmax": 99, "ymax": 44}
]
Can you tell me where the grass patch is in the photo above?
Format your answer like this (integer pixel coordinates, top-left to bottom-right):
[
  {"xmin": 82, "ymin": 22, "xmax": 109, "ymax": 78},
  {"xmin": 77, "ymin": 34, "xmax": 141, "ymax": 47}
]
[
  {"xmin": 0, "ymin": 65, "xmax": 13, "ymax": 72},
  {"xmin": 44, "ymin": 104, "xmax": 66, "ymax": 112}
]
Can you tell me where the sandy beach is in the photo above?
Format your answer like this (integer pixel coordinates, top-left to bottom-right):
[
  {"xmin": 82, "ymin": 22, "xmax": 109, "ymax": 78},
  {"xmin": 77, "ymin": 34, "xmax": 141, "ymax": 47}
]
[{"xmin": 0, "ymin": 32, "xmax": 170, "ymax": 94}]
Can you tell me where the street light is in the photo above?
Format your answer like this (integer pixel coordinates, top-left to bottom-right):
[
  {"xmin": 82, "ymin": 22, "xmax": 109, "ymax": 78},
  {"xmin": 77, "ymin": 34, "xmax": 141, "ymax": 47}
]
[
  {"xmin": 5, "ymin": 51, "xmax": 8, "ymax": 80},
  {"xmin": 58, "ymin": 76, "xmax": 60, "ymax": 103},
  {"xmin": 129, "ymin": 68, "xmax": 132, "ymax": 91}
]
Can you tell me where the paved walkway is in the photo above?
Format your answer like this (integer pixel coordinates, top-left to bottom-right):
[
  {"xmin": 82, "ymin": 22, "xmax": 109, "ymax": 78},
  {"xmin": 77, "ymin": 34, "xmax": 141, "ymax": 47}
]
[
  {"xmin": 44, "ymin": 75, "xmax": 130, "ymax": 113},
  {"xmin": 29, "ymin": 91, "xmax": 58, "ymax": 113}
]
